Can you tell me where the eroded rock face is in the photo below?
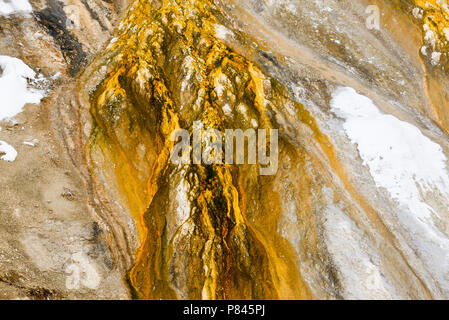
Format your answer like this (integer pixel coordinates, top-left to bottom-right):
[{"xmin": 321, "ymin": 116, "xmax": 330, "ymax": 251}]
[
  {"xmin": 73, "ymin": 0, "xmax": 449, "ymax": 299},
  {"xmin": 0, "ymin": 0, "xmax": 130, "ymax": 299}
]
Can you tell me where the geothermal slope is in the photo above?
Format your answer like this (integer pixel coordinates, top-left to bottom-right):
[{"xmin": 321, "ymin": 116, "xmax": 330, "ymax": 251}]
[{"xmin": 0, "ymin": 0, "xmax": 449, "ymax": 299}]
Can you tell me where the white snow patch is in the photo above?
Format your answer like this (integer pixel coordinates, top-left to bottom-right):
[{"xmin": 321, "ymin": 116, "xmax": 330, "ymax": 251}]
[
  {"xmin": 0, "ymin": 56, "xmax": 45, "ymax": 122},
  {"xmin": 331, "ymin": 86, "xmax": 449, "ymax": 293},
  {"xmin": 285, "ymin": 3, "xmax": 297, "ymax": 13},
  {"xmin": 0, "ymin": 140, "xmax": 17, "ymax": 162},
  {"xmin": 0, "ymin": 0, "xmax": 32, "ymax": 16}
]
